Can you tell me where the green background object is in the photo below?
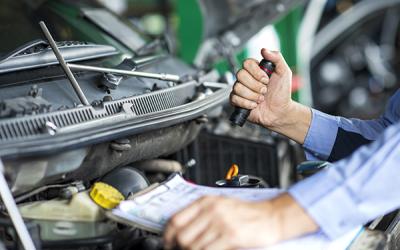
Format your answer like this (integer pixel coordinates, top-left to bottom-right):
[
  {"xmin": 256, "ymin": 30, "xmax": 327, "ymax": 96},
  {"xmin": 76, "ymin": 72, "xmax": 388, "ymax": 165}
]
[
  {"xmin": 275, "ymin": 6, "xmax": 303, "ymax": 100},
  {"xmin": 174, "ymin": 0, "xmax": 303, "ymax": 100},
  {"xmin": 175, "ymin": 0, "xmax": 203, "ymax": 64}
]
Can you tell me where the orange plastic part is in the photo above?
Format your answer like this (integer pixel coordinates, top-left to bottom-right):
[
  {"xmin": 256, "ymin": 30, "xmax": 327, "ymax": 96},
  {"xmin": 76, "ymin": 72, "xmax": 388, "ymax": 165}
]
[{"xmin": 225, "ymin": 164, "xmax": 239, "ymax": 180}]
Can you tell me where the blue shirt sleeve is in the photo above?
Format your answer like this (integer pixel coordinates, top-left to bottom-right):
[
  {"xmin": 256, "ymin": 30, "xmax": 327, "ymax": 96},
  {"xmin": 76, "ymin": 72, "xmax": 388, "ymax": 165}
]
[
  {"xmin": 303, "ymin": 109, "xmax": 339, "ymax": 160},
  {"xmin": 289, "ymin": 122, "xmax": 400, "ymax": 239},
  {"xmin": 303, "ymin": 89, "xmax": 400, "ymax": 161}
]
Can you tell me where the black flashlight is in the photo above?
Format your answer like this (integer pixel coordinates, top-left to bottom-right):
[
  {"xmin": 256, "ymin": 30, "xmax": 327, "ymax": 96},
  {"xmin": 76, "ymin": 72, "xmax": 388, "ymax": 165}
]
[{"xmin": 230, "ymin": 59, "xmax": 275, "ymax": 126}]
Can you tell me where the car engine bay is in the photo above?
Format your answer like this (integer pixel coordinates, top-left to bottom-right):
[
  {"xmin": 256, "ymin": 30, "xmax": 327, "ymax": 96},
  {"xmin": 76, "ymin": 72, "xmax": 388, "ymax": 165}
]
[{"xmin": 2, "ymin": 0, "xmax": 400, "ymax": 249}]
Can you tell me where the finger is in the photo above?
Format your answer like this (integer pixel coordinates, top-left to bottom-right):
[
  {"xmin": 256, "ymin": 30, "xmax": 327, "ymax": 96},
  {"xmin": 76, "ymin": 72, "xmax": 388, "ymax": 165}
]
[
  {"xmin": 174, "ymin": 210, "xmax": 213, "ymax": 249},
  {"xmin": 230, "ymin": 94, "xmax": 257, "ymax": 110},
  {"xmin": 203, "ymin": 235, "xmax": 234, "ymax": 250},
  {"xmin": 232, "ymin": 82, "xmax": 264, "ymax": 103},
  {"xmin": 163, "ymin": 224, "xmax": 177, "ymax": 249},
  {"xmin": 242, "ymin": 59, "xmax": 270, "ymax": 84},
  {"xmin": 190, "ymin": 227, "xmax": 220, "ymax": 250},
  {"xmin": 261, "ymin": 48, "xmax": 289, "ymax": 75},
  {"xmin": 164, "ymin": 205, "xmax": 202, "ymax": 247},
  {"xmin": 236, "ymin": 69, "xmax": 269, "ymax": 93},
  {"xmin": 164, "ymin": 197, "xmax": 214, "ymax": 246},
  {"xmin": 173, "ymin": 196, "xmax": 215, "ymax": 226}
]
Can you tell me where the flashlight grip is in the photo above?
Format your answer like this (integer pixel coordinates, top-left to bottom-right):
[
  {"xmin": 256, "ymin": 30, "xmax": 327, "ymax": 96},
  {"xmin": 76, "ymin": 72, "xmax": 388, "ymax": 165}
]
[{"xmin": 230, "ymin": 59, "xmax": 275, "ymax": 126}]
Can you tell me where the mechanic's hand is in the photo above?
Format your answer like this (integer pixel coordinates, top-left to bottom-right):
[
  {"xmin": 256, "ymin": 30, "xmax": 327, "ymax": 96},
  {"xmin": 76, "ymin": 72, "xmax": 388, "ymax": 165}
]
[
  {"xmin": 163, "ymin": 196, "xmax": 280, "ymax": 250},
  {"xmin": 163, "ymin": 193, "xmax": 318, "ymax": 250},
  {"xmin": 230, "ymin": 48, "xmax": 293, "ymax": 128}
]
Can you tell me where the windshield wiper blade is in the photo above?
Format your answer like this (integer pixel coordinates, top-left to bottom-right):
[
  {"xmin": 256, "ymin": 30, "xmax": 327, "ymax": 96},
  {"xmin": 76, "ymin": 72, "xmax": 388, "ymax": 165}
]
[
  {"xmin": 0, "ymin": 39, "xmax": 118, "ymax": 74},
  {"xmin": 0, "ymin": 39, "xmax": 48, "ymax": 62}
]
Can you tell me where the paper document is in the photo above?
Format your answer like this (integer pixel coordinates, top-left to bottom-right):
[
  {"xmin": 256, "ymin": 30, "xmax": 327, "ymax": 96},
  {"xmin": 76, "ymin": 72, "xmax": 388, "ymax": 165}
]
[
  {"xmin": 111, "ymin": 174, "xmax": 361, "ymax": 249},
  {"xmin": 112, "ymin": 174, "xmax": 281, "ymax": 232}
]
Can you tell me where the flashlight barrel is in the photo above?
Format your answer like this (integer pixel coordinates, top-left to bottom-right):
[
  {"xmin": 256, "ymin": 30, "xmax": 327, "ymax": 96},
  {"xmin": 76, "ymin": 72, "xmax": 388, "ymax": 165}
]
[{"xmin": 230, "ymin": 59, "xmax": 275, "ymax": 126}]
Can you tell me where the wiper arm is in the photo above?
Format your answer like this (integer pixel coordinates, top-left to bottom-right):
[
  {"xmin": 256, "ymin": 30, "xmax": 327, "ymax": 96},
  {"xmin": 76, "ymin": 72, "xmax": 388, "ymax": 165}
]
[
  {"xmin": 68, "ymin": 63, "xmax": 180, "ymax": 82},
  {"xmin": 39, "ymin": 21, "xmax": 180, "ymax": 106}
]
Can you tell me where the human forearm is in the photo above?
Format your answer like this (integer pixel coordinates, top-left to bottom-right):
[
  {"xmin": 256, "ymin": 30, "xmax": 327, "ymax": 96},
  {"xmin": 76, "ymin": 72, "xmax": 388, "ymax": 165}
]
[
  {"xmin": 289, "ymin": 122, "xmax": 400, "ymax": 238},
  {"xmin": 267, "ymin": 193, "xmax": 318, "ymax": 241},
  {"xmin": 229, "ymin": 49, "xmax": 395, "ymax": 160},
  {"xmin": 264, "ymin": 101, "xmax": 312, "ymax": 145},
  {"xmin": 164, "ymin": 193, "xmax": 319, "ymax": 250},
  {"xmin": 269, "ymin": 91, "xmax": 400, "ymax": 160}
]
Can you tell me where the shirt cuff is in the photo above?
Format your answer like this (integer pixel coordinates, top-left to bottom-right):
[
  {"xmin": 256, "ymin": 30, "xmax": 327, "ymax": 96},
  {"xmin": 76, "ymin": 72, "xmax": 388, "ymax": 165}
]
[
  {"xmin": 288, "ymin": 166, "xmax": 362, "ymax": 239},
  {"xmin": 303, "ymin": 109, "xmax": 339, "ymax": 160}
]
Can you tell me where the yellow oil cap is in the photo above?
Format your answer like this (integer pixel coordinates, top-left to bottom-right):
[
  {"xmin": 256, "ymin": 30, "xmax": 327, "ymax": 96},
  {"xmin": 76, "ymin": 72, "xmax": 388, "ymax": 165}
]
[{"xmin": 90, "ymin": 182, "xmax": 125, "ymax": 209}]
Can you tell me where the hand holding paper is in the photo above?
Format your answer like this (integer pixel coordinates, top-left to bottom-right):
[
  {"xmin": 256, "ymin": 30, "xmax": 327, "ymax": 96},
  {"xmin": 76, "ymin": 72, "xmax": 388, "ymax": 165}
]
[{"xmin": 110, "ymin": 174, "xmax": 360, "ymax": 250}]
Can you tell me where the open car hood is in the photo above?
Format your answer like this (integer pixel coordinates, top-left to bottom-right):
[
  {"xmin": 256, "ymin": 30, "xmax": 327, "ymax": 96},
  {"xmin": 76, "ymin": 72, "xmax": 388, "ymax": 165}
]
[
  {"xmin": 194, "ymin": 0, "xmax": 304, "ymax": 66},
  {"xmin": 0, "ymin": 2, "xmax": 229, "ymax": 159}
]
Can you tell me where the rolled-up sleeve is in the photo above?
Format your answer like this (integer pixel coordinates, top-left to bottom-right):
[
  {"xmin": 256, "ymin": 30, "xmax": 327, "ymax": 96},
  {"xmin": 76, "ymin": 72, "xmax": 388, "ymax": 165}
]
[{"xmin": 290, "ymin": 122, "xmax": 400, "ymax": 239}]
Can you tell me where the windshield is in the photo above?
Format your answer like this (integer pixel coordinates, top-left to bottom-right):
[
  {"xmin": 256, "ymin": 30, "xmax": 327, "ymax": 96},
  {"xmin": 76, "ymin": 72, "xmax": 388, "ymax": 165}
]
[{"xmin": 0, "ymin": 0, "xmax": 147, "ymax": 56}]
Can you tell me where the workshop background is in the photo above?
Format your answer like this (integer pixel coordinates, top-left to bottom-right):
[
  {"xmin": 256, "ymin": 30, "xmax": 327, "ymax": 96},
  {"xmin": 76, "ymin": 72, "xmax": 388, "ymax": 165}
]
[{"xmin": 101, "ymin": 0, "xmax": 400, "ymax": 119}]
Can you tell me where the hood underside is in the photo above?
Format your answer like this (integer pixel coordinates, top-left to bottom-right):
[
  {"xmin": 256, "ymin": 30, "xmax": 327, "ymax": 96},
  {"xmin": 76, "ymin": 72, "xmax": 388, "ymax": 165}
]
[{"xmin": 199, "ymin": 0, "xmax": 302, "ymax": 41}]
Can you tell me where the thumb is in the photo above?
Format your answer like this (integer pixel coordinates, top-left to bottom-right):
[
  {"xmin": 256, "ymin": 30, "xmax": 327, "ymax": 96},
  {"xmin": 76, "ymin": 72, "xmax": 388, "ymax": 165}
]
[{"xmin": 261, "ymin": 48, "xmax": 288, "ymax": 75}]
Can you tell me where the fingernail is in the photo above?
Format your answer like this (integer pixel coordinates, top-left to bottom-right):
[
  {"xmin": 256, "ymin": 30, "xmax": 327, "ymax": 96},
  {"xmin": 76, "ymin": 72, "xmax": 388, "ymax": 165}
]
[
  {"xmin": 258, "ymin": 95, "xmax": 264, "ymax": 103},
  {"xmin": 261, "ymin": 77, "xmax": 269, "ymax": 84},
  {"xmin": 261, "ymin": 87, "xmax": 267, "ymax": 94},
  {"xmin": 251, "ymin": 102, "xmax": 257, "ymax": 108}
]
